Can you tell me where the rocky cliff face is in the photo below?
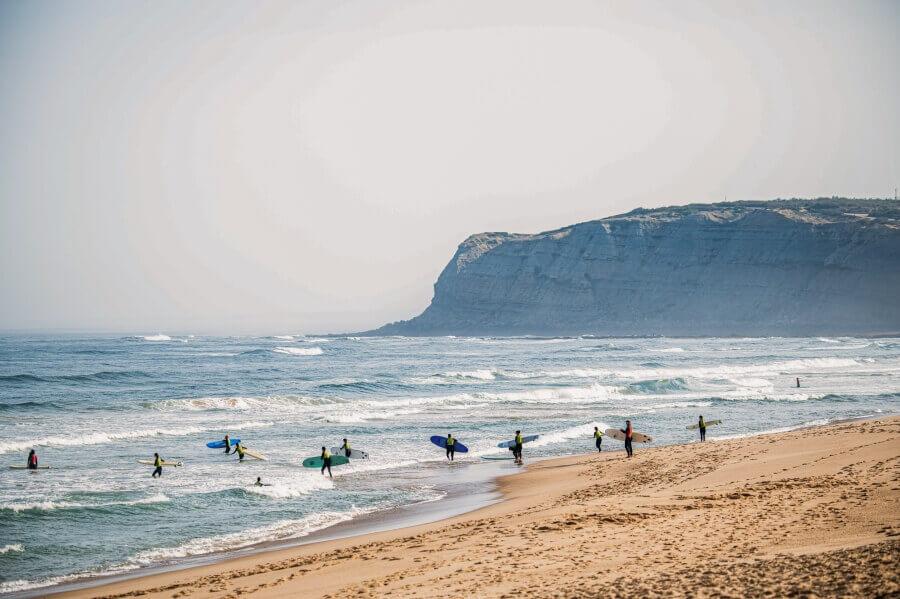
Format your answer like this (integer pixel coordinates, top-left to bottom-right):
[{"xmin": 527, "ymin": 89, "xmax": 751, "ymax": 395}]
[{"xmin": 370, "ymin": 199, "xmax": 900, "ymax": 336}]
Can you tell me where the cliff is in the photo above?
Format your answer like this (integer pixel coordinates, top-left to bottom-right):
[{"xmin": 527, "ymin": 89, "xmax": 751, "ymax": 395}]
[{"xmin": 368, "ymin": 199, "xmax": 900, "ymax": 336}]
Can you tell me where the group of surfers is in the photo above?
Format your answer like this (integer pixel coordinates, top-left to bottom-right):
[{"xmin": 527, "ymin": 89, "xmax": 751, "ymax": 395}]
[{"xmin": 20, "ymin": 416, "xmax": 712, "ymax": 479}]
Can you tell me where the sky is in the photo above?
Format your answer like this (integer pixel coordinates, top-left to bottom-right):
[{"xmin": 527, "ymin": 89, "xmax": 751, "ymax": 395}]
[{"xmin": 0, "ymin": 0, "xmax": 897, "ymax": 334}]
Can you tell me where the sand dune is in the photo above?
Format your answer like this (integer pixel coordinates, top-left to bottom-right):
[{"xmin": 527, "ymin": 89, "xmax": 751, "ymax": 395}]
[{"xmin": 53, "ymin": 418, "xmax": 899, "ymax": 598}]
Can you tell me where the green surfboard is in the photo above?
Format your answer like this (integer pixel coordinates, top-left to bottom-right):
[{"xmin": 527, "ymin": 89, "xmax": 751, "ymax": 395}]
[{"xmin": 302, "ymin": 455, "xmax": 350, "ymax": 468}]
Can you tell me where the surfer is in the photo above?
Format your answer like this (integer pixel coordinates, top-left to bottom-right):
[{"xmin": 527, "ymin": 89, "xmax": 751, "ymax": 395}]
[
  {"xmin": 514, "ymin": 430, "xmax": 523, "ymax": 464},
  {"xmin": 254, "ymin": 477, "xmax": 270, "ymax": 487},
  {"xmin": 26, "ymin": 449, "xmax": 38, "ymax": 470},
  {"xmin": 593, "ymin": 427, "xmax": 603, "ymax": 453},
  {"xmin": 234, "ymin": 442, "xmax": 246, "ymax": 461},
  {"xmin": 223, "ymin": 435, "xmax": 232, "ymax": 454},
  {"xmin": 620, "ymin": 421, "xmax": 633, "ymax": 458},
  {"xmin": 698, "ymin": 415, "xmax": 706, "ymax": 442},
  {"xmin": 796, "ymin": 377, "xmax": 801, "ymax": 388},
  {"xmin": 151, "ymin": 453, "xmax": 164, "ymax": 478},
  {"xmin": 342, "ymin": 438, "xmax": 351, "ymax": 458},
  {"xmin": 320, "ymin": 447, "xmax": 332, "ymax": 478},
  {"xmin": 445, "ymin": 434, "xmax": 455, "ymax": 461}
]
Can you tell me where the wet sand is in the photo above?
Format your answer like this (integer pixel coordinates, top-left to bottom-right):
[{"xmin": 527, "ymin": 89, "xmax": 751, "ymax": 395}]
[{"xmin": 50, "ymin": 417, "xmax": 899, "ymax": 598}]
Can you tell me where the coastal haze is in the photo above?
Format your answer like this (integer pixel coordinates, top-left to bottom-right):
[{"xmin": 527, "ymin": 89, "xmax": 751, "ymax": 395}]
[{"xmin": 0, "ymin": 0, "xmax": 898, "ymax": 334}]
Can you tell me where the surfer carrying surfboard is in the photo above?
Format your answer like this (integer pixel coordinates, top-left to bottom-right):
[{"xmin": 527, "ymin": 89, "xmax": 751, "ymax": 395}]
[
  {"xmin": 513, "ymin": 431, "xmax": 523, "ymax": 464},
  {"xmin": 621, "ymin": 421, "xmax": 633, "ymax": 458},
  {"xmin": 151, "ymin": 453, "xmax": 164, "ymax": 478},
  {"xmin": 320, "ymin": 447, "xmax": 333, "ymax": 478},
  {"xmin": 27, "ymin": 449, "xmax": 38, "ymax": 470},
  {"xmin": 234, "ymin": 442, "xmax": 246, "ymax": 461},
  {"xmin": 698, "ymin": 415, "xmax": 706, "ymax": 442},
  {"xmin": 593, "ymin": 427, "xmax": 603, "ymax": 453},
  {"xmin": 341, "ymin": 439, "xmax": 351, "ymax": 458},
  {"xmin": 222, "ymin": 435, "xmax": 232, "ymax": 454},
  {"xmin": 445, "ymin": 434, "xmax": 456, "ymax": 461}
]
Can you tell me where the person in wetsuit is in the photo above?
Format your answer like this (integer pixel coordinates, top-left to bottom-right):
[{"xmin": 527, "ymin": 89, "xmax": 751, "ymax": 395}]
[
  {"xmin": 341, "ymin": 438, "xmax": 351, "ymax": 458},
  {"xmin": 254, "ymin": 477, "xmax": 270, "ymax": 487},
  {"xmin": 593, "ymin": 427, "xmax": 603, "ymax": 453},
  {"xmin": 26, "ymin": 449, "xmax": 38, "ymax": 470},
  {"xmin": 621, "ymin": 420, "xmax": 633, "ymax": 458},
  {"xmin": 513, "ymin": 430, "xmax": 523, "ymax": 463},
  {"xmin": 320, "ymin": 446, "xmax": 332, "ymax": 478},
  {"xmin": 152, "ymin": 453, "xmax": 164, "ymax": 478},
  {"xmin": 796, "ymin": 377, "xmax": 801, "ymax": 388},
  {"xmin": 445, "ymin": 434, "xmax": 456, "ymax": 461},
  {"xmin": 698, "ymin": 415, "xmax": 706, "ymax": 442},
  {"xmin": 223, "ymin": 435, "xmax": 232, "ymax": 454},
  {"xmin": 234, "ymin": 442, "xmax": 246, "ymax": 461}
]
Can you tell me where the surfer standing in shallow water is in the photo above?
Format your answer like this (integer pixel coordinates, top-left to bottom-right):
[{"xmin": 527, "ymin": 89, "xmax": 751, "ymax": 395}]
[
  {"xmin": 223, "ymin": 435, "xmax": 232, "ymax": 454},
  {"xmin": 320, "ymin": 447, "xmax": 332, "ymax": 478},
  {"xmin": 151, "ymin": 453, "xmax": 164, "ymax": 478},
  {"xmin": 513, "ymin": 430, "xmax": 523, "ymax": 464},
  {"xmin": 26, "ymin": 449, "xmax": 38, "ymax": 470},
  {"xmin": 593, "ymin": 427, "xmax": 603, "ymax": 453},
  {"xmin": 621, "ymin": 421, "xmax": 633, "ymax": 458},
  {"xmin": 698, "ymin": 415, "xmax": 706, "ymax": 442},
  {"xmin": 342, "ymin": 438, "xmax": 351, "ymax": 458},
  {"xmin": 445, "ymin": 434, "xmax": 456, "ymax": 461}
]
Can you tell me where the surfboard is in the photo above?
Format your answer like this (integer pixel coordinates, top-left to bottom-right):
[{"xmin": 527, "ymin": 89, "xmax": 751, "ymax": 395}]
[
  {"xmin": 497, "ymin": 435, "xmax": 539, "ymax": 448},
  {"xmin": 206, "ymin": 439, "xmax": 240, "ymax": 449},
  {"xmin": 9, "ymin": 465, "xmax": 51, "ymax": 469},
  {"xmin": 604, "ymin": 428, "xmax": 653, "ymax": 443},
  {"xmin": 330, "ymin": 447, "xmax": 369, "ymax": 460},
  {"xmin": 480, "ymin": 456, "xmax": 515, "ymax": 460},
  {"xmin": 686, "ymin": 420, "xmax": 722, "ymax": 430},
  {"xmin": 430, "ymin": 436, "xmax": 469, "ymax": 453},
  {"xmin": 241, "ymin": 448, "xmax": 268, "ymax": 461},
  {"xmin": 137, "ymin": 460, "xmax": 183, "ymax": 467},
  {"xmin": 302, "ymin": 455, "xmax": 350, "ymax": 468}
]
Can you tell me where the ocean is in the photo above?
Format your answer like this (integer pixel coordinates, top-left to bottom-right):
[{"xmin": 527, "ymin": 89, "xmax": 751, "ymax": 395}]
[{"xmin": 1, "ymin": 334, "xmax": 897, "ymax": 594}]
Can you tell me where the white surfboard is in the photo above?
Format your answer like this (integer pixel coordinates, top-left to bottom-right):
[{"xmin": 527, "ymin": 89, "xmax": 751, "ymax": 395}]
[
  {"xmin": 604, "ymin": 428, "xmax": 653, "ymax": 443},
  {"xmin": 330, "ymin": 447, "xmax": 369, "ymax": 460},
  {"xmin": 241, "ymin": 448, "xmax": 268, "ymax": 461},
  {"xmin": 9, "ymin": 465, "xmax": 51, "ymax": 470},
  {"xmin": 686, "ymin": 419, "xmax": 722, "ymax": 430},
  {"xmin": 137, "ymin": 460, "xmax": 182, "ymax": 467}
]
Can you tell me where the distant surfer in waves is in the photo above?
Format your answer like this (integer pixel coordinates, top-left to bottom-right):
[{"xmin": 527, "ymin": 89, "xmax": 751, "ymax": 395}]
[
  {"xmin": 342, "ymin": 438, "xmax": 352, "ymax": 458},
  {"xmin": 151, "ymin": 453, "xmax": 164, "ymax": 478},
  {"xmin": 27, "ymin": 449, "xmax": 38, "ymax": 470},
  {"xmin": 593, "ymin": 427, "xmax": 603, "ymax": 452},
  {"xmin": 621, "ymin": 421, "xmax": 633, "ymax": 458},
  {"xmin": 513, "ymin": 431, "xmax": 523, "ymax": 464},
  {"xmin": 320, "ymin": 447, "xmax": 333, "ymax": 478},
  {"xmin": 445, "ymin": 434, "xmax": 456, "ymax": 461},
  {"xmin": 223, "ymin": 435, "xmax": 232, "ymax": 454},
  {"xmin": 254, "ymin": 477, "xmax": 270, "ymax": 487},
  {"xmin": 698, "ymin": 415, "xmax": 706, "ymax": 442},
  {"xmin": 796, "ymin": 377, "xmax": 801, "ymax": 388}
]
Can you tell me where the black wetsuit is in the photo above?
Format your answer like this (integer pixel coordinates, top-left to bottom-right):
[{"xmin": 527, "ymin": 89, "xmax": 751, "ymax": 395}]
[
  {"xmin": 152, "ymin": 457, "xmax": 163, "ymax": 478},
  {"xmin": 343, "ymin": 443, "xmax": 351, "ymax": 458},
  {"xmin": 622, "ymin": 427, "xmax": 633, "ymax": 457},
  {"xmin": 513, "ymin": 435, "xmax": 523, "ymax": 461},
  {"xmin": 699, "ymin": 419, "xmax": 706, "ymax": 442},
  {"xmin": 594, "ymin": 432, "xmax": 602, "ymax": 452},
  {"xmin": 321, "ymin": 451, "xmax": 332, "ymax": 477},
  {"xmin": 446, "ymin": 438, "xmax": 455, "ymax": 461}
]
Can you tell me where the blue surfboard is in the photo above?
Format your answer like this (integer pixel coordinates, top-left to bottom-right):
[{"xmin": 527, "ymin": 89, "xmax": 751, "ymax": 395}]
[
  {"xmin": 497, "ymin": 434, "xmax": 539, "ymax": 448},
  {"xmin": 430, "ymin": 435, "xmax": 469, "ymax": 453},
  {"xmin": 206, "ymin": 439, "xmax": 240, "ymax": 449}
]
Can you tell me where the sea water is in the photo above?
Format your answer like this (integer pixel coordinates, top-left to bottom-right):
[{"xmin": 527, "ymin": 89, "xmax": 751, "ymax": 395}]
[{"xmin": 1, "ymin": 334, "xmax": 898, "ymax": 594}]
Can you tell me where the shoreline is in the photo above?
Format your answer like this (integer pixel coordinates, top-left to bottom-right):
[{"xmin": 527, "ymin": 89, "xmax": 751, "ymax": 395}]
[{"xmin": 39, "ymin": 415, "xmax": 900, "ymax": 598}]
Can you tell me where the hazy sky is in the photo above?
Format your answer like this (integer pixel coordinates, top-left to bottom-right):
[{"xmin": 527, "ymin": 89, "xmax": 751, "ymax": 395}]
[{"xmin": 1, "ymin": 0, "xmax": 897, "ymax": 334}]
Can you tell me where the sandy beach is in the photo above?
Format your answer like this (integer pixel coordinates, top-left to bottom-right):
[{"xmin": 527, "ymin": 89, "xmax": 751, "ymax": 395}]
[{"xmin": 50, "ymin": 417, "xmax": 899, "ymax": 598}]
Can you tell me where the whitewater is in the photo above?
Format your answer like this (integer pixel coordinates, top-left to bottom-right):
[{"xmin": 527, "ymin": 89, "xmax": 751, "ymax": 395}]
[{"xmin": 1, "ymin": 334, "xmax": 898, "ymax": 594}]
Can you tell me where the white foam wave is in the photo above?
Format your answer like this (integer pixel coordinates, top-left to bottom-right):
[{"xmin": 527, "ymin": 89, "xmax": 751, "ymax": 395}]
[
  {"xmin": 0, "ymin": 422, "xmax": 273, "ymax": 454},
  {"xmin": 273, "ymin": 335, "xmax": 296, "ymax": 340},
  {"xmin": 139, "ymin": 334, "xmax": 171, "ymax": 341},
  {"xmin": 611, "ymin": 357, "xmax": 860, "ymax": 381},
  {"xmin": 442, "ymin": 369, "xmax": 498, "ymax": 380},
  {"xmin": 0, "ymin": 544, "xmax": 24, "ymax": 554},
  {"xmin": 128, "ymin": 509, "xmax": 372, "ymax": 564},
  {"xmin": 245, "ymin": 476, "xmax": 333, "ymax": 499},
  {"xmin": 817, "ymin": 337, "xmax": 840, "ymax": 343},
  {"xmin": 528, "ymin": 421, "xmax": 612, "ymax": 449},
  {"xmin": 274, "ymin": 346, "xmax": 323, "ymax": 356},
  {"xmin": 1, "ymin": 494, "xmax": 169, "ymax": 513},
  {"xmin": 651, "ymin": 347, "xmax": 686, "ymax": 353}
]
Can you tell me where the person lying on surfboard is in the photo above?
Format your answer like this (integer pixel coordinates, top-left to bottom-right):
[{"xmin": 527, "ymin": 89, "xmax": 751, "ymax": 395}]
[
  {"xmin": 254, "ymin": 477, "xmax": 270, "ymax": 487},
  {"xmin": 27, "ymin": 449, "xmax": 38, "ymax": 470},
  {"xmin": 593, "ymin": 427, "xmax": 603, "ymax": 453}
]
